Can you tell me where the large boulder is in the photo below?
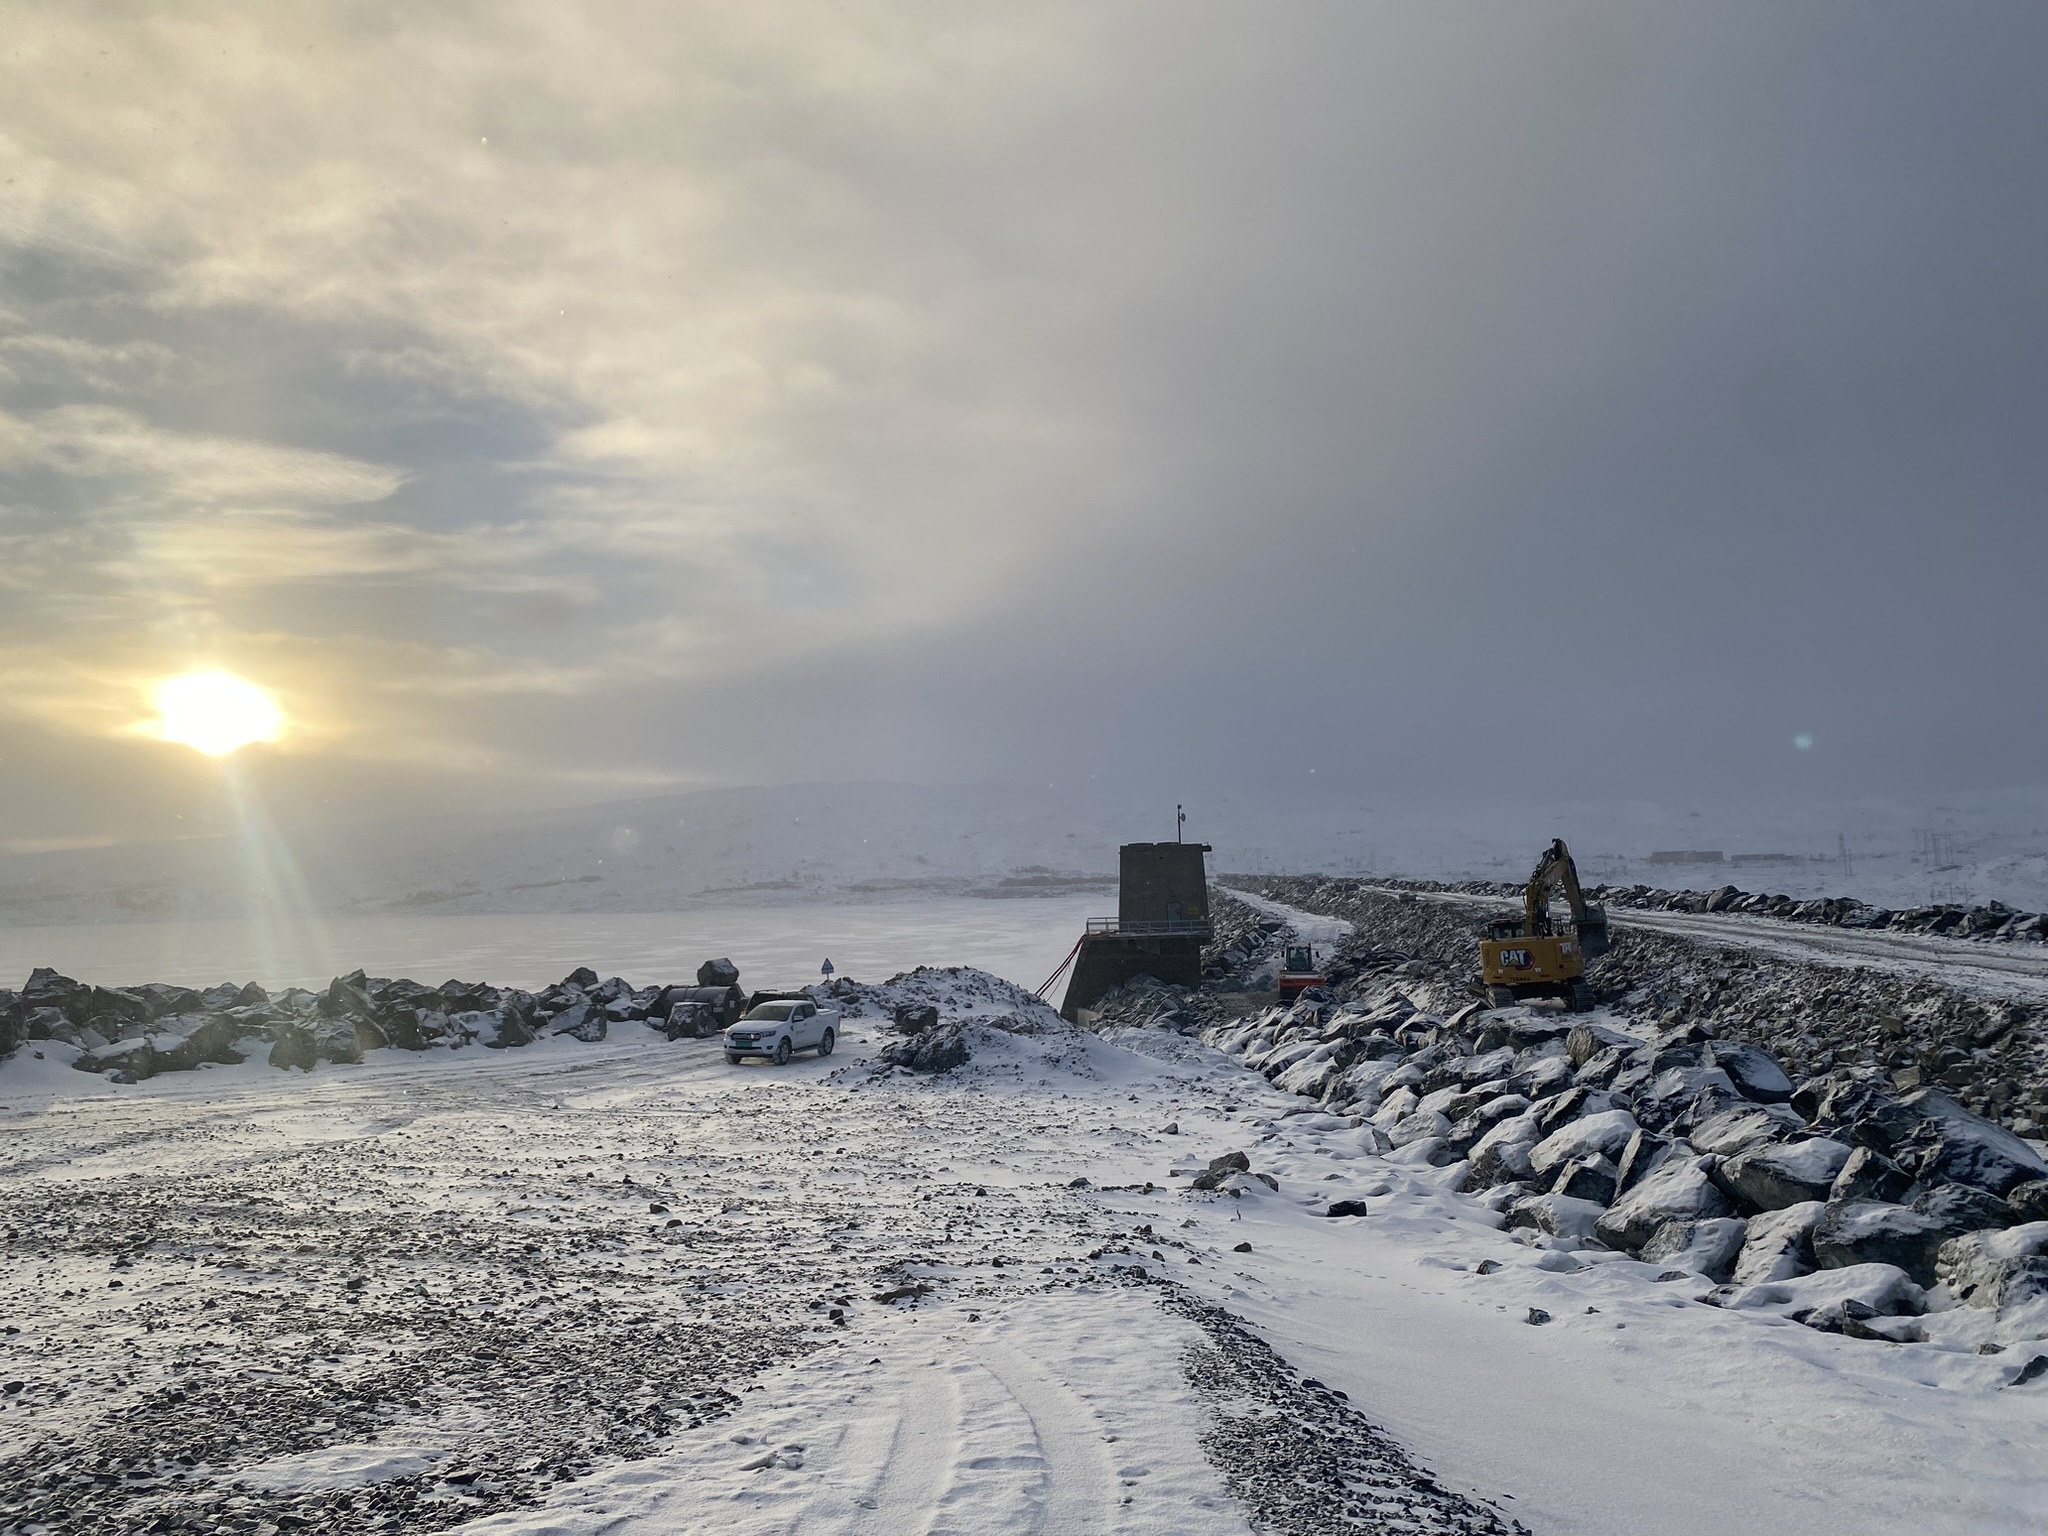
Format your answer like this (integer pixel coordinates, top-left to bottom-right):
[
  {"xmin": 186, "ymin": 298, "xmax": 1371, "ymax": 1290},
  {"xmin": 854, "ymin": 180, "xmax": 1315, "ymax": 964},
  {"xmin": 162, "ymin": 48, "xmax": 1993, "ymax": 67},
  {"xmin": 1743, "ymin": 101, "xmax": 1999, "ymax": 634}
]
[
  {"xmin": 1830, "ymin": 1146, "xmax": 1914, "ymax": 1205},
  {"xmin": 549, "ymin": 1000, "xmax": 607, "ymax": 1043},
  {"xmin": 21, "ymin": 967, "xmax": 90, "ymax": 1024},
  {"xmin": 1469, "ymin": 1112, "xmax": 1542, "ymax": 1186},
  {"xmin": 1596, "ymin": 1156, "xmax": 1734, "ymax": 1254},
  {"xmin": 1614, "ymin": 1129, "xmax": 1676, "ymax": 1195},
  {"xmin": 268, "ymin": 1023, "xmax": 320, "ymax": 1072},
  {"xmin": 1507, "ymin": 1193, "xmax": 1607, "ymax": 1245},
  {"xmin": 1910, "ymin": 1181, "xmax": 2015, "ymax": 1232},
  {"xmin": 87, "ymin": 987, "xmax": 152, "ymax": 1032},
  {"xmin": 1529, "ymin": 1109, "xmax": 1639, "ymax": 1177},
  {"xmin": 1890, "ymin": 1090, "xmax": 2048, "ymax": 1197},
  {"xmin": 1634, "ymin": 1066, "xmax": 1745, "ymax": 1132},
  {"xmin": 1703, "ymin": 1042, "xmax": 1795, "ymax": 1103},
  {"xmin": 1717, "ymin": 1138, "xmax": 1853, "ymax": 1213},
  {"xmin": 1731, "ymin": 1201, "xmax": 1825, "ymax": 1286},
  {"xmin": 1549, "ymin": 1156, "xmax": 1620, "ymax": 1205},
  {"xmin": 878, "ymin": 1022, "xmax": 971, "ymax": 1074},
  {"xmin": 1936, "ymin": 1223, "xmax": 2048, "ymax": 1310},
  {"xmin": 1813, "ymin": 1199, "xmax": 1981, "ymax": 1288},
  {"xmin": 1689, "ymin": 1103, "xmax": 1805, "ymax": 1157},
  {"xmin": 148, "ymin": 1013, "xmax": 248, "ymax": 1070},
  {"xmin": 697, "ymin": 957, "xmax": 741, "ymax": 989},
  {"xmin": 1639, "ymin": 1217, "xmax": 1748, "ymax": 1282}
]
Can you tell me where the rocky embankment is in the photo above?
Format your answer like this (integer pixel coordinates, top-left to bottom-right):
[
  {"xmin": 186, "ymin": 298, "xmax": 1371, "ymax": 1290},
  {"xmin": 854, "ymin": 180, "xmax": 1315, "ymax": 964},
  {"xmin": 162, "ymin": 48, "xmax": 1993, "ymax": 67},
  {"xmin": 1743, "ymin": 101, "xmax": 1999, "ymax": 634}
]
[
  {"xmin": 1085, "ymin": 881, "xmax": 2048, "ymax": 1354},
  {"xmin": 1228, "ymin": 876, "xmax": 2048, "ymax": 1132},
  {"xmin": 0, "ymin": 960, "xmax": 753, "ymax": 1081},
  {"xmin": 1347, "ymin": 874, "xmax": 2048, "ymax": 944}
]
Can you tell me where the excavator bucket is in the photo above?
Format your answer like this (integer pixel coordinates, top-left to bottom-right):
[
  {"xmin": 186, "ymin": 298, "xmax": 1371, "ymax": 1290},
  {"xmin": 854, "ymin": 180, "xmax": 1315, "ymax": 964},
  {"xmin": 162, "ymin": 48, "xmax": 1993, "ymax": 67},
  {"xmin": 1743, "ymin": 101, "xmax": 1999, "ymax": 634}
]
[{"xmin": 1576, "ymin": 904, "xmax": 1611, "ymax": 957}]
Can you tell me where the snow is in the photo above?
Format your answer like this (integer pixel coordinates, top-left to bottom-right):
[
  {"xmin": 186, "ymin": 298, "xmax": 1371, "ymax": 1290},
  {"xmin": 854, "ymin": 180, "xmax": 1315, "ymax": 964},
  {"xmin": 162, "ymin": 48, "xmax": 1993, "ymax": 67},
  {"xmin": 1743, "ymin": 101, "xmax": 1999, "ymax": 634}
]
[{"xmin": 7, "ymin": 965, "xmax": 2048, "ymax": 1533}]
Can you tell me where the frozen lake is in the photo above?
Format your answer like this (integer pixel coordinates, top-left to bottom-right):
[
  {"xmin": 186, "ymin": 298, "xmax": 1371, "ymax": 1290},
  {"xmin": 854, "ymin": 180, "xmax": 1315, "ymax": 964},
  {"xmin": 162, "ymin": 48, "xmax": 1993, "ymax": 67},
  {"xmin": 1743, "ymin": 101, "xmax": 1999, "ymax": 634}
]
[{"xmin": 0, "ymin": 894, "xmax": 1103, "ymax": 995}]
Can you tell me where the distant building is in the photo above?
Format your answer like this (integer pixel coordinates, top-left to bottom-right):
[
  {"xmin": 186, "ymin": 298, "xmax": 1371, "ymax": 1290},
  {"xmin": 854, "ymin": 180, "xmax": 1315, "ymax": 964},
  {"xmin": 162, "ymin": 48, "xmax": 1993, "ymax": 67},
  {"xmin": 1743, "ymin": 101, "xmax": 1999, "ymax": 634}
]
[
  {"xmin": 1648, "ymin": 850, "xmax": 1725, "ymax": 866},
  {"xmin": 1729, "ymin": 852, "xmax": 1800, "ymax": 867},
  {"xmin": 1059, "ymin": 842, "xmax": 1211, "ymax": 1022}
]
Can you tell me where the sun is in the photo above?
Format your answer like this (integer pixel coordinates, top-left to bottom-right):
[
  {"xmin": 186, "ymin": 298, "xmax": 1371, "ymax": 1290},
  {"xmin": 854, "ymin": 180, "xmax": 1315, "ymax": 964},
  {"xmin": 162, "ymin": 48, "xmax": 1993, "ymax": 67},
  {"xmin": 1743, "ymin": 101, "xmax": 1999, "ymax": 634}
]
[{"xmin": 152, "ymin": 670, "xmax": 287, "ymax": 757}]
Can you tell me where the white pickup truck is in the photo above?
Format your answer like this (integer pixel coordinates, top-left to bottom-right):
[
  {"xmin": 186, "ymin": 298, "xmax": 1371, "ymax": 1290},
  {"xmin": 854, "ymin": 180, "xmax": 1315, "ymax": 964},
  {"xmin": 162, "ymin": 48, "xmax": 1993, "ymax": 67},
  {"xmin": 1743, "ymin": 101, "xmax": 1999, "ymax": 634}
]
[{"xmin": 723, "ymin": 998, "xmax": 839, "ymax": 1066}]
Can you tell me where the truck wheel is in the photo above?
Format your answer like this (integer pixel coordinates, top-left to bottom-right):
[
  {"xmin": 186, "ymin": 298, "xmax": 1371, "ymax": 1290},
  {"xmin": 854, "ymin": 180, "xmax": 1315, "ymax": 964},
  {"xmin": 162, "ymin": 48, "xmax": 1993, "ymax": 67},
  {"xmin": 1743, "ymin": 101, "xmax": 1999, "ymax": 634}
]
[
  {"xmin": 817, "ymin": 1028, "xmax": 835, "ymax": 1058},
  {"xmin": 774, "ymin": 1037, "xmax": 792, "ymax": 1066},
  {"xmin": 724, "ymin": 1052, "xmax": 741, "ymax": 1065}
]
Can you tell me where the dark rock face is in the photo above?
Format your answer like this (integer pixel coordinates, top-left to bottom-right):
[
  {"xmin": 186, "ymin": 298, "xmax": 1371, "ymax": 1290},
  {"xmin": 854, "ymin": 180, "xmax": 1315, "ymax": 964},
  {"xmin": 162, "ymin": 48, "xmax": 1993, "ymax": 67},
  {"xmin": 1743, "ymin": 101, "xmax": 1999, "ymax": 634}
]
[
  {"xmin": 1910, "ymin": 1182, "xmax": 2015, "ymax": 1233},
  {"xmin": 1717, "ymin": 1138, "xmax": 1852, "ymax": 1213},
  {"xmin": 1888, "ymin": 1090, "xmax": 2048, "ymax": 1197},
  {"xmin": 892, "ymin": 1003, "xmax": 941, "ymax": 1035},
  {"xmin": 1550, "ymin": 1156, "xmax": 1619, "ymax": 1205},
  {"xmin": 2007, "ymin": 1180, "xmax": 2048, "ymax": 1224},
  {"xmin": 1813, "ymin": 1199, "xmax": 1972, "ymax": 1288},
  {"xmin": 1704, "ymin": 1042, "xmax": 1795, "ymax": 1103},
  {"xmin": 1830, "ymin": 1146, "xmax": 1915, "ymax": 1205},
  {"xmin": 877, "ymin": 1022, "xmax": 970, "ymax": 1074}
]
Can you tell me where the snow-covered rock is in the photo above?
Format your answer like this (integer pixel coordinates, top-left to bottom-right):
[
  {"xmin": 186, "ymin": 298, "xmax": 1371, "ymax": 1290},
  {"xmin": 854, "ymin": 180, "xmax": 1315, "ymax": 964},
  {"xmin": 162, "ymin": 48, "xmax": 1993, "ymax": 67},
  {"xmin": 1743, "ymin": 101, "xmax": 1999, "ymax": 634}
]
[
  {"xmin": 1731, "ymin": 1201, "xmax": 1826, "ymax": 1286},
  {"xmin": 1813, "ymin": 1199, "xmax": 1967, "ymax": 1288},
  {"xmin": 1894, "ymin": 1089, "xmax": 2048, "ymax": 1197},
  {"xmin": 1702, "ymin": 1041, "xmax": 1795, "ymax": 1103},
  {"xmin": 1528, "ymin": 1108, "xmax": 1639, "ymax": 1176},
  {"xmin": 1595, "ymin": 1156, "xmax": 1734, "ymax": 1254},
  {"xmin": 1639, "ymin": 1216, "xmax": 1748, "ymax": 1282},
  {"xmin": 1935, "ymin": 1222, "xmax": 2048, "ymax": 1310},
  {"xmin": 1717, "ymin": 1137, "xmax": 1852, "ymax": 1212},
  {"xmin": 1723, "ymin": 1262, "xmax": 1927, "ymax": 1325},
  {"xmin": 1508, "ymin": 1193, "xmax": 1607, "ymax": 1245},
  {"xmin": 1688, "ymin": 1102, "xmax": 1805, "ymax": 1157}
]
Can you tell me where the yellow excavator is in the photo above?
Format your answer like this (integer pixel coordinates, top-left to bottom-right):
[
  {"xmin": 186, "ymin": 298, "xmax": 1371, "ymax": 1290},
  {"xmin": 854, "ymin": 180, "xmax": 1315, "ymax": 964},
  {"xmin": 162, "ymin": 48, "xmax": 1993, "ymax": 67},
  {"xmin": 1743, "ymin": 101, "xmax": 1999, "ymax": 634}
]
[{"xmin": 1479, "ymin": 838, "xmax": 1611, "ymax": 1012}]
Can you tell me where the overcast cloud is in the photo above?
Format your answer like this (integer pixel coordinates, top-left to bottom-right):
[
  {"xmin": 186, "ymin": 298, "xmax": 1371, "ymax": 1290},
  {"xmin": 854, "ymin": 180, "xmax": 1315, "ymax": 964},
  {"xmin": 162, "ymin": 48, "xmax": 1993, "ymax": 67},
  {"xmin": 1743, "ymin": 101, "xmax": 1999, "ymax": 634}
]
[{"xmin": 0, "ymin": 2, "xmax": 2041, "ymax": 846}]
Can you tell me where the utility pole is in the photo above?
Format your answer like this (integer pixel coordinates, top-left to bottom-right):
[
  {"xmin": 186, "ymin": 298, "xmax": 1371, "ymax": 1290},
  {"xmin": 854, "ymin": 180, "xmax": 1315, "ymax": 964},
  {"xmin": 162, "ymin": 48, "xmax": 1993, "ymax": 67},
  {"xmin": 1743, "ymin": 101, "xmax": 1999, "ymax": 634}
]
[
  {"xmin": 1176, "ymin": 804, "xmax": 1185, "ymax": 844},
  {"xmin": 1838, "ymin": 833, "xmax": 1852, "ymax": 878}
]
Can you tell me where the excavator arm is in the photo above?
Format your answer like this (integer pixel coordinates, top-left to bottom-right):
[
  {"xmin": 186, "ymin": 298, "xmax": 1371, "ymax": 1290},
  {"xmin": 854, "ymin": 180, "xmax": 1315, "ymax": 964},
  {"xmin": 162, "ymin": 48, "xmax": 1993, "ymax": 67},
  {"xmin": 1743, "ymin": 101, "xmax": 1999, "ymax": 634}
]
[{"xmin": 1522, "ymin": 838, "xmax": 1611, "ymax": 954}]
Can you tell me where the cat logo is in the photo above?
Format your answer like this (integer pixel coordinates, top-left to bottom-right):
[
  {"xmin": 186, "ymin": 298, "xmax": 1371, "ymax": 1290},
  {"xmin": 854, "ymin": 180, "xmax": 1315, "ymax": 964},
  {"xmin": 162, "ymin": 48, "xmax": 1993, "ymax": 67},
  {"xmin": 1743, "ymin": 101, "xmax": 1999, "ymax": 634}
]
[{"xmin": 1499, "ymin": 948, "xmax": 1533, "ymax": 969}]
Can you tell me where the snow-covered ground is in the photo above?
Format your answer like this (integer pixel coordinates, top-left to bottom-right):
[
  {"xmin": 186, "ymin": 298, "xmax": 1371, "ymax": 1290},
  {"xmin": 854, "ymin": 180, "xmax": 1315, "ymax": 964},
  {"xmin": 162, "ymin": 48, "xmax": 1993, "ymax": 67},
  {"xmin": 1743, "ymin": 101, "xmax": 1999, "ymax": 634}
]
[{"xmin": 6, "ymin": 967, "xmax": 2047, "ymax": 1534}]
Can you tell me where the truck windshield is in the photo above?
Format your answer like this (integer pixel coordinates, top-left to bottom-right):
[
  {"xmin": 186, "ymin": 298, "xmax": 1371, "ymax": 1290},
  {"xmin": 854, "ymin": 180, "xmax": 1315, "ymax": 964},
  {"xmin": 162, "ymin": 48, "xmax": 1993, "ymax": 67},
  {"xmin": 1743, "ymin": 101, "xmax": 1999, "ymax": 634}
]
[{"xmin": 742, "ymin": 1003, "xmax": 794, "ymax": 1021}]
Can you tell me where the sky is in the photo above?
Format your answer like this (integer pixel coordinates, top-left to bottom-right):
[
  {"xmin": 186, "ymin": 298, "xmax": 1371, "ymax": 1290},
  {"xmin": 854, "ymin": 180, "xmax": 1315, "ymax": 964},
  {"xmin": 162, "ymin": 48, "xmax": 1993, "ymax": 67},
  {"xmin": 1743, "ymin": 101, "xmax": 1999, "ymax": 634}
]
[{"xmin": 0, "ymin": 2, "xmax": 2043, "ymax": 853}]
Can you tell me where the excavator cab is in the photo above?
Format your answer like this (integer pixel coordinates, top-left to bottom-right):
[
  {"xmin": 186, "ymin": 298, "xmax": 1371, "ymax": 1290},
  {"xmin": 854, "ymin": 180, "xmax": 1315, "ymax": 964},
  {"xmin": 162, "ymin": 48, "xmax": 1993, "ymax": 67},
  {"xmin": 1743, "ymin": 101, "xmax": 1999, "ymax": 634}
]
[{"xmin": 1478, "ymin": 838, "xmax": 1605, "ymax": 1012}]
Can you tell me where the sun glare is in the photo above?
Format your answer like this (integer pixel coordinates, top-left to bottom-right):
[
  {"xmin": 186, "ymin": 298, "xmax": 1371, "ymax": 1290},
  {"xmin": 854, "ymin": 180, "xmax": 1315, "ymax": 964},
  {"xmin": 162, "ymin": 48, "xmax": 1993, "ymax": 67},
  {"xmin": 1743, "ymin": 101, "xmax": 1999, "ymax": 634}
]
[{"xmin": 153, "ymin": 670, "xmax": 286, "ymax": 757}]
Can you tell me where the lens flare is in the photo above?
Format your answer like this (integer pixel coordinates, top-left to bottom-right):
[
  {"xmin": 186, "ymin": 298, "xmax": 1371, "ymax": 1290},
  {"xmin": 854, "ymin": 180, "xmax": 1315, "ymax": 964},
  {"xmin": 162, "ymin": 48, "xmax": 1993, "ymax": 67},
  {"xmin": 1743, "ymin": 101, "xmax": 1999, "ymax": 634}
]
[{"xmin": 152, "ymin": 670, "xmax": 286, "ymax": 757}]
